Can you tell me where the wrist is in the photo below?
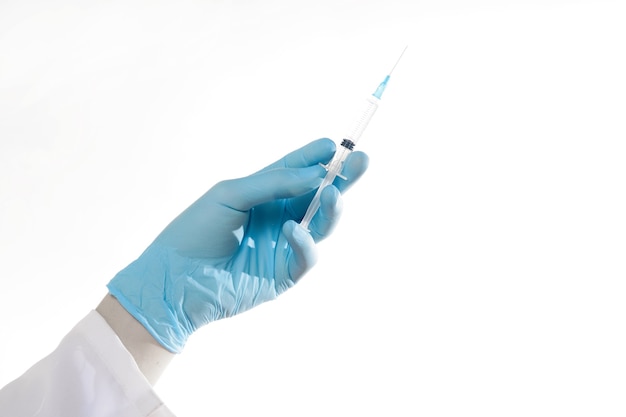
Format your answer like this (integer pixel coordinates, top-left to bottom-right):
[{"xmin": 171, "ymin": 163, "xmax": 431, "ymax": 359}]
[{"xmin": 96, "ymin": 293, "xmax": 175, "ymax": 385}]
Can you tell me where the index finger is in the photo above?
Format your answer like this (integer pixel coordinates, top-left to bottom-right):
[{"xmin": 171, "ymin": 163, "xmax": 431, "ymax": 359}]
[{"xmin": 261, "ymin": 138, "xmax": 336, "ymax": 172}]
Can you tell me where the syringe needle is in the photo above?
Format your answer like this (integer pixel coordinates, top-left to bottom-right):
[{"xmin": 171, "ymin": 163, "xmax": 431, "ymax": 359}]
[{"xmin": 388, "ymin": 45, "xmax": 408, "ymax": 76}]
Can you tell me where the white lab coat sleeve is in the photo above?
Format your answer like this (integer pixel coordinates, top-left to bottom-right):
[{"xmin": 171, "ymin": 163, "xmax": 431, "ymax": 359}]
[{"xmin": 0, "ymin": 310, "xmax": 176, "ymax": 417}]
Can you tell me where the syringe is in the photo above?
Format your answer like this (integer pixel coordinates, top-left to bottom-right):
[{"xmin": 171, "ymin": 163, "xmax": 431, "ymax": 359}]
[{"xmin": 299, "ymin": 46, "xmax": 407, "ymax": 231}]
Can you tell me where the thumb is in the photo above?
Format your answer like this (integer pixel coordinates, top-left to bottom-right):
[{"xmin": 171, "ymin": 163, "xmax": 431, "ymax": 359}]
[{"xmin": 281, "ymin": 220, "xmax": 318, "ymax": 283}]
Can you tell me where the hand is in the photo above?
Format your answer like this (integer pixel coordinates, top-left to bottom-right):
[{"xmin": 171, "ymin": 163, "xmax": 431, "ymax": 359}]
[{"xmin": 107, "ymin": 138, "xmax": 369, "ymax": 353}]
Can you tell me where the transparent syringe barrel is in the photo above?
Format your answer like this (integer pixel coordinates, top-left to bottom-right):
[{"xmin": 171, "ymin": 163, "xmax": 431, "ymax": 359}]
[{"xmin": 345, "ymin": 94, "xmax": 380, "ymax": 145}]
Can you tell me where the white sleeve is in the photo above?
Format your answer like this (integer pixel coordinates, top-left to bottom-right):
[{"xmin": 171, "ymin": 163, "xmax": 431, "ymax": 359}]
[{"xmin": 0, "ymin": 311, "xmax": 176, "ymax": 417}]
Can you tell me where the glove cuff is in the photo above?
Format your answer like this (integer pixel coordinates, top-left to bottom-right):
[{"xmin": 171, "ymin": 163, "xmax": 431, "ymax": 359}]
[{"xmin": 106, "ymin": 244, "xmax": 191, "ymax": 354}]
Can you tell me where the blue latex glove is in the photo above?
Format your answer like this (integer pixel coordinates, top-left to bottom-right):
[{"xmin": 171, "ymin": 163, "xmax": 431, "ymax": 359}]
[{"xmin": 107, "ymin": 138, "xmax": 369, "ymax": 353}]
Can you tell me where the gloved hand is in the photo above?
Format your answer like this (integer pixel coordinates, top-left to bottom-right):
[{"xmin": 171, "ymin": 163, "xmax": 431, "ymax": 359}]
[{"xmin": 107, "ymin": 138, "xmax": 369, "ymax": 353}]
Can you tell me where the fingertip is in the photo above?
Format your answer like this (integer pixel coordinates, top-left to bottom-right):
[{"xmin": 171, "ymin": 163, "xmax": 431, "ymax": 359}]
[
  {"xmin": 283, "ymin": 220, "xmax": 318, "ymax": 281},
  {"xmin": 310, "ymin": 137, "xmax": 336, "ymax": 153},
  {"xmin": 284, "ymin": 220, "xmax": 314, "ymax": 246},
  {"xmin": 301, "ymin": 138, "xmax": 336, "ymax": 165},
  {"xmin": 308, "ymin": 185, "xmax": 343, "ymax": 241},
  {"xmin": 347, "ymin": 150, "xmax": 370, "ymax": 174},
  {"xmin": 334, "ymin": 151, "xmax": 370, "ymax": 194},
  {"xmin": 321, "ymin": 185, "xmax": 343, "ymax": 216}
]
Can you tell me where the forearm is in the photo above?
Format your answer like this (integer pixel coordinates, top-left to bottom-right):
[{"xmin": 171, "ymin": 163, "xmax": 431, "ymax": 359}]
[{"xmin": 96, "ymin": 293, "xmax": 175, "ymax": 385}]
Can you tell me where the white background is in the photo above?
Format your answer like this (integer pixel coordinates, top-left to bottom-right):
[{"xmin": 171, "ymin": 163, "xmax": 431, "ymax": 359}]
[{"xmin": 1, "ymin": 1, "xmax": 625, "ymax": 416}]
